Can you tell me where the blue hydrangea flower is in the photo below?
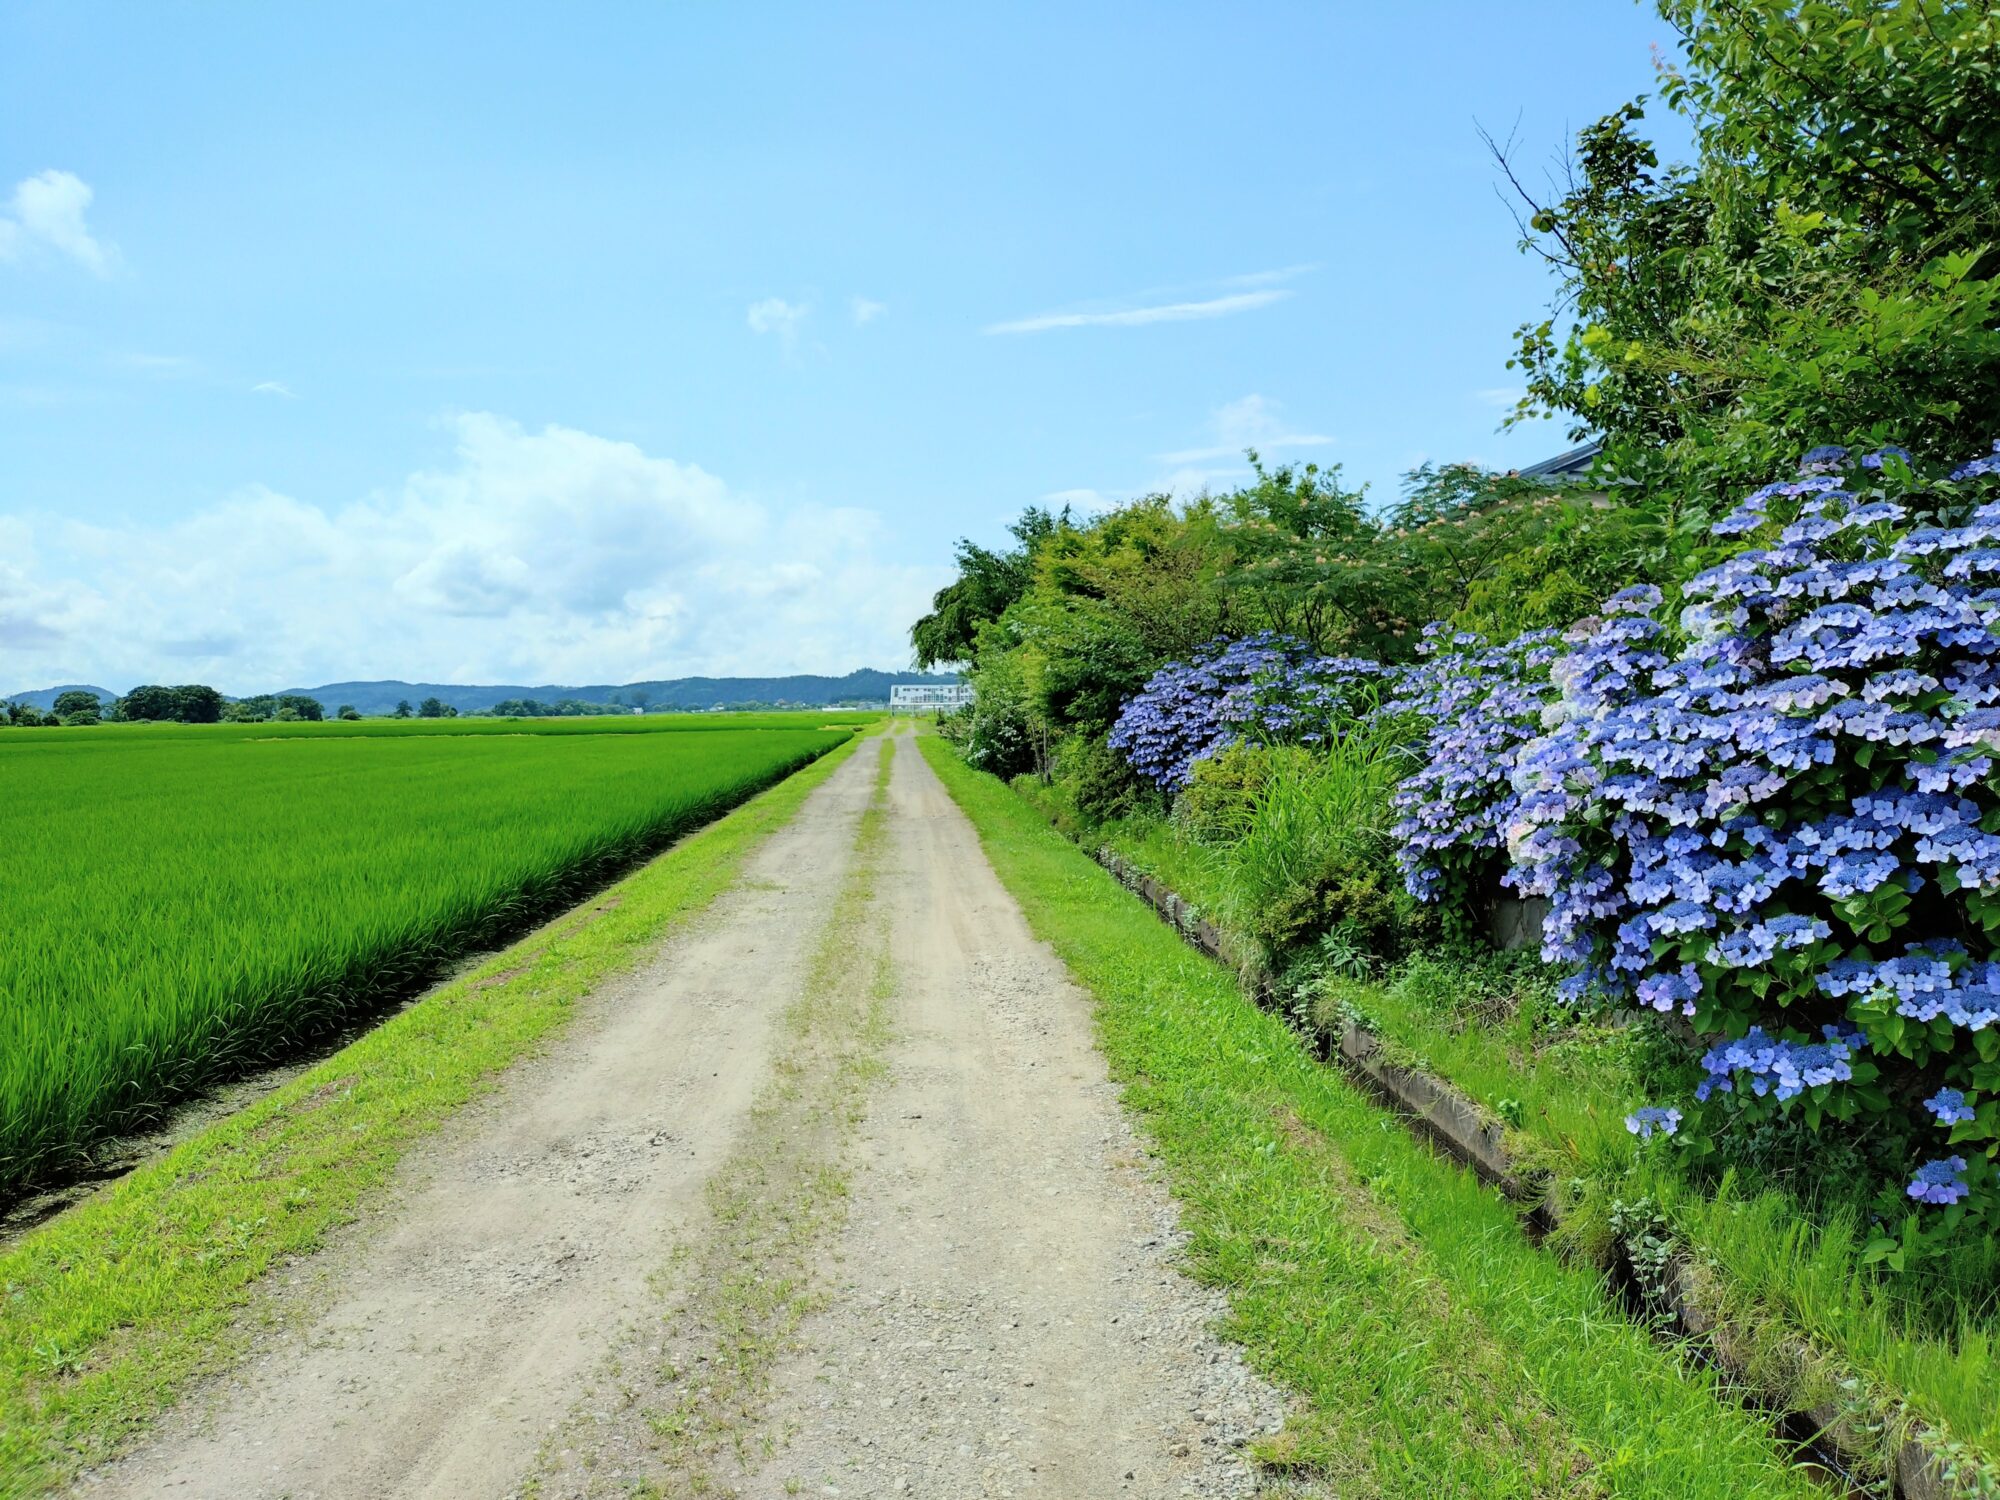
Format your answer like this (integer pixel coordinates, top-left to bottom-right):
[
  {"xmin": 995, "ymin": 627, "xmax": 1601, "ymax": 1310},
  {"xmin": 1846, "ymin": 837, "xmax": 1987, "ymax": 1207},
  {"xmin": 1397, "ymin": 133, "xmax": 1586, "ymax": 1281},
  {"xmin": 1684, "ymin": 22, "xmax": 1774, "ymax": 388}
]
[
  {"xmin": 1908, "ymin": 1156, "xmax": 1970, "ymax": 1205},
  {"xmin": 1625, "ymin": 1106, "xmax": 1682, "ymax": 1139},
  {"xmin": 1924, "ymin": 1087, "xmax": 1975, "ymax": 1126}
]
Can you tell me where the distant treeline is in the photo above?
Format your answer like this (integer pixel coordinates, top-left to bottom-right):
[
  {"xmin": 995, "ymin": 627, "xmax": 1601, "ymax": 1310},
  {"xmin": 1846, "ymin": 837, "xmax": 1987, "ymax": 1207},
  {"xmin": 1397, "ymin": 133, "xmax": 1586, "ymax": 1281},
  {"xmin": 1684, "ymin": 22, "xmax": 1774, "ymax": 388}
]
[
  {"xmin": 2, "ymin": 685, "xmax": 361, "ymax": 727},
  {"xmin": 5, "ymin": 684, "xmax": 897, "ymax": 728},
  {"xmin": 483, "ymin": 697, "xmax": 625, "ymax": 718}
]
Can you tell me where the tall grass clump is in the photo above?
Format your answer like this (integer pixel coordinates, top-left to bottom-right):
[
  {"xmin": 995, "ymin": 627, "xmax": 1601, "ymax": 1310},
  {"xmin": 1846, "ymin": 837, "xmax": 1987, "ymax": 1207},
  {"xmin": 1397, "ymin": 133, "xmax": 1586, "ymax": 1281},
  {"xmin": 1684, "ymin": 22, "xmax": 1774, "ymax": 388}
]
[
  {"xmin": 0, "ymin": 723, "xmax": 847, "ymax": 1200},
  {"xmin": 1224, "ymin": 721, "xmax": 1410, "ymax": 961}
]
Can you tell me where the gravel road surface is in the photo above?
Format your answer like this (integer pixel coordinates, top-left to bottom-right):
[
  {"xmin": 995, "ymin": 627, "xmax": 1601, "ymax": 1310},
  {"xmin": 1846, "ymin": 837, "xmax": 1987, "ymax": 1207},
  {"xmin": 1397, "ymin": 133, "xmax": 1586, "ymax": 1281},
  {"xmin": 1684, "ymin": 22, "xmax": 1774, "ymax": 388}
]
[{"xmin": 74, "ymin": 731, "xmax": 1295, "ymax": 1499}]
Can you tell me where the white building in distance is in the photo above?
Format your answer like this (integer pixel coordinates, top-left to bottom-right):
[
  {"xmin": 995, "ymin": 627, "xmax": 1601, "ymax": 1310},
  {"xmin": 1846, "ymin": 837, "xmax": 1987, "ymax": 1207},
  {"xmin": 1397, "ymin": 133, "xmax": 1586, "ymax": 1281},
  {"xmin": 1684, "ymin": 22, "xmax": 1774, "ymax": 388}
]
[{"xmin": 889, "ymin": 683, "xmax": 975, "ymax": 712}]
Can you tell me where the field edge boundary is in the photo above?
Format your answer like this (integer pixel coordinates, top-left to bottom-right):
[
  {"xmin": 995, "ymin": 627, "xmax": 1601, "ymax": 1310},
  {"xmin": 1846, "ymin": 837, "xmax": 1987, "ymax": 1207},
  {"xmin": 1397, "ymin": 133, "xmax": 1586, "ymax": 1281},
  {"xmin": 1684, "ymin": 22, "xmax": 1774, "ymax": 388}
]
[{"xmin": 0, "ymin": 726, "xmax": 876, "ymax": 1500}]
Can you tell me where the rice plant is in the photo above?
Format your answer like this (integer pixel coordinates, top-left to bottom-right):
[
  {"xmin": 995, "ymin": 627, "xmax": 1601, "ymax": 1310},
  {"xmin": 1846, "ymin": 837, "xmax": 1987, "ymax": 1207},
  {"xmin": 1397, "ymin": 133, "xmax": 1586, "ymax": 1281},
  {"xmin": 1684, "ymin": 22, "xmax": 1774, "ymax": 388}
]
[{"xmin": 0, "ymin": 721, "xmax": 849, "ymax": 1198}]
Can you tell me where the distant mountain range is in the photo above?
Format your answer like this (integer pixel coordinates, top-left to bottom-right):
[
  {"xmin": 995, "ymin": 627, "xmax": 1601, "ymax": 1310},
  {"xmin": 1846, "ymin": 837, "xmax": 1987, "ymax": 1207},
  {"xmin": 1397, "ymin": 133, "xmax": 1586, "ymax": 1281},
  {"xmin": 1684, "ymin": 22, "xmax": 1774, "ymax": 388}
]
[
  {"xmin": 5, "ymin": 670, "xmax": 959, "ymax": 717},
  {"xmin": 3, "ymin": 683, "xmax": 117, "ymax": 711}
]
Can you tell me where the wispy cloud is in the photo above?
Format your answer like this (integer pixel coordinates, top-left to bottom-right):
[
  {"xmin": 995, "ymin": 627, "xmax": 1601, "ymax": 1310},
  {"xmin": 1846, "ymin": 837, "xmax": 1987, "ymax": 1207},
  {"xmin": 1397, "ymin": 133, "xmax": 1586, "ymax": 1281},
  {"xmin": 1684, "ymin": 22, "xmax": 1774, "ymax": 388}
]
[
  {"xmin": 0, "ymin": 171, "xmax": 113, "ymax": 275},
  {"xmin": 849, "ymin": 295, "xmax": 886, "ymax": 326},
  {"xmin": 747, "ymin": 296, "xmax": 809, "ymax": 351},
  {"xmin": 985, "ymin": 288, "xmax": 1289, "ymax": 336},
  {"xmin": 1222, "ymin": 263, "xmax": 1320, "ymax": 289},
  {"xmin": 251, "ymin": 380, "xmax": 298, "ymax": 398},
  {"xmin": 1156, "ymin": 394, "xmax": 1332, "ymax": 465},
  {"xmin": 1473, "ymin": 385, "xmax": 1524, "ymax": 409},
  {"xmin": 112, "ymin": 352, "xmax": 200, "ymax": 377}
]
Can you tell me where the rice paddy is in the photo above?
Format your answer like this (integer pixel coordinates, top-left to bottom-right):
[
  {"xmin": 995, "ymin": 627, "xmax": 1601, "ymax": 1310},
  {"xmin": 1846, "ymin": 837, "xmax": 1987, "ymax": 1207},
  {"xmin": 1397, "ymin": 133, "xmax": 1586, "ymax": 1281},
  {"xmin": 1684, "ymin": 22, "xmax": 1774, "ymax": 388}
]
[{"xmin": 0, "ymin": 716, "xmax": 857, "ymax": 1199}]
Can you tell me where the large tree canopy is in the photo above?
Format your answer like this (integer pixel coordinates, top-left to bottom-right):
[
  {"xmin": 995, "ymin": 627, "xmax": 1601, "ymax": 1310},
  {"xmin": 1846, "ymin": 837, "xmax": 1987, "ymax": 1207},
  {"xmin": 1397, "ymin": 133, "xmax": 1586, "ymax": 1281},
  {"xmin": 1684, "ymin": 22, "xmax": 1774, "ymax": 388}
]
[
  {"xmin": 910, "ymin": 506, "xmax": 1062, "ymax": 669},
  {"xmin": 1502, "ymin": 0, "xmax": 2000, "ymax": 500}
]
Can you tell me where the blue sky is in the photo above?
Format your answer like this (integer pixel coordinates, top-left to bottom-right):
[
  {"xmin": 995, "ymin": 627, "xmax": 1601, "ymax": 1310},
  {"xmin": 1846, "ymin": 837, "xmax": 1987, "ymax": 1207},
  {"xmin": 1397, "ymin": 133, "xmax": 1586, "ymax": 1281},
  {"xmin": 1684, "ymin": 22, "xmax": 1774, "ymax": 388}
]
[{"xmin": 1, "ymin": 2, "xmax": 1690, "ymax": 691}]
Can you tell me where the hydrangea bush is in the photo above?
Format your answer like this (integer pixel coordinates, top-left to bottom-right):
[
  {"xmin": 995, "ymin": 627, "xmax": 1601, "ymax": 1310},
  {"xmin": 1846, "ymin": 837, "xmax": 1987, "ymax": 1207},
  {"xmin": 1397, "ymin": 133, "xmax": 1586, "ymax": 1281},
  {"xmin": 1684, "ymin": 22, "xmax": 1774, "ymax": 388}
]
[
  {"xmin": 1386, "ymin": 624, "xmax": 1560, "ymax": 915},
  {"xmin": 1508, "ymin": 443, "xmax": 2000, "ymax": 1234},
  {"xmin": 1108, "ymin": 633, "xmax": 1384, "ymax": 792}
]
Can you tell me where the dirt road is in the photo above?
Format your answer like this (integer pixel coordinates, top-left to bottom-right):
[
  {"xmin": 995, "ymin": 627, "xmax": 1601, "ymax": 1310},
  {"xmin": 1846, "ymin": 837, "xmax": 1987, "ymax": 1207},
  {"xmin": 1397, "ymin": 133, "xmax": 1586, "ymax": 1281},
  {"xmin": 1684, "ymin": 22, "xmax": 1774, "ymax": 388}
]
[{"xmin": 78, "ymin": 730, "xmax": 1290, "ymax": 1499}]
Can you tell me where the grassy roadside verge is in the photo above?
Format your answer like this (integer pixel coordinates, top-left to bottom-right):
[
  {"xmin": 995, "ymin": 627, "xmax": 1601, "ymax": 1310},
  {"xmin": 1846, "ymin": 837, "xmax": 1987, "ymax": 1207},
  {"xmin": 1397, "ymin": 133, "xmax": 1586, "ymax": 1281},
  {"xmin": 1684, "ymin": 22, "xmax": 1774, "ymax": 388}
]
[
  {"xmin": 922, "ymin": 736, "xmax": 1824, "ymax": 1498},
  {"xmin": 0, "ymin": 729, "xmax": 872, "ymax": 1500},
  {"xmin": 1062, "ymin": 790, "xmax": 2000, "ymax": 1475}
]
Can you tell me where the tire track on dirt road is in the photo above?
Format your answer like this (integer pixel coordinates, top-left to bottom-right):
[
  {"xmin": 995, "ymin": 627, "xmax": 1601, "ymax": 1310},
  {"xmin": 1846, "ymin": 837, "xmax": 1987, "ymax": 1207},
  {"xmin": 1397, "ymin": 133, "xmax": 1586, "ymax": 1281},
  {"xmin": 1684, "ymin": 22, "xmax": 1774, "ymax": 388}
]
[
  {"xmin": 532, "ymin": 729, "xmax": 1296, "ymax": 1499},
  {"xmin": 733, "ymin": 731, "xmax": 1293, "ymax": 1499}
]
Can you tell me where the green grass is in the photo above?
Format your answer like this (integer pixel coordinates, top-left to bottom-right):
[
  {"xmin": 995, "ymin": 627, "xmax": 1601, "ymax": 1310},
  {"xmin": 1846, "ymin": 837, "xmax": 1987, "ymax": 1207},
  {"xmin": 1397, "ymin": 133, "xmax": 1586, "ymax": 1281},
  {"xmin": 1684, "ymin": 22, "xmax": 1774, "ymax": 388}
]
[
  {"xmin": 0, "ymin": 720, "xmax": 852, "ymax": 1199},
  {"xmin": 1011, "ymin": 780, "xmax": 1240, "ymax": 923},
  {"xmin": 1317, "ymin": 953, "xmax": 1642, "ymax": 1180},
  {"xmin": 1045, "ymin": 783, "xmax": 2000, "ymax": 1480},
  {"xmin": 1218, "ymin": 725, "xmax": 1405, "ymax": 951},
  {"xmin": 9, "ymin": 710, "xmax": 880, "ymax": 743},
  {"xmin": 0, "ymin": 728, "xmax": 870, "ymax": 1500},
  {"xmin": 925, "ymin": 736, "xmax": 1824, "ymax": 1499}
]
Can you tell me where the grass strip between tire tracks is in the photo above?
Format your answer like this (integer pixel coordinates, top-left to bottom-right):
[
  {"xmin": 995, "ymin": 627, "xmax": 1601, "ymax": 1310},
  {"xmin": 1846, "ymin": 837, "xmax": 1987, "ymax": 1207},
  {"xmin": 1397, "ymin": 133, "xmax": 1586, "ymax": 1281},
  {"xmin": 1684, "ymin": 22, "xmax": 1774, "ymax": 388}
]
[
  {"xmin": 531, "ymin": 733, "xmax": 899, "ymax": 1498},
  {"xmin": 0, "ymin": 728, "xmax": 874, "ymax": 1500},
  {"xmin": 921, "ymin": 735, "xmax": 1826, "ymax": 1499}
]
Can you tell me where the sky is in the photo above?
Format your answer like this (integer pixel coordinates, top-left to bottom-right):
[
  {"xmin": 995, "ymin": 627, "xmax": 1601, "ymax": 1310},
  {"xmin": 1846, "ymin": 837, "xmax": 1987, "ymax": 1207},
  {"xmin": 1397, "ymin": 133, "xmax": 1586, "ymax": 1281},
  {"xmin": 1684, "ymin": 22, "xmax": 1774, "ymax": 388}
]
[{"xmin": 0, "ymin": 3, "xmax": 1693, "ymax": 693}]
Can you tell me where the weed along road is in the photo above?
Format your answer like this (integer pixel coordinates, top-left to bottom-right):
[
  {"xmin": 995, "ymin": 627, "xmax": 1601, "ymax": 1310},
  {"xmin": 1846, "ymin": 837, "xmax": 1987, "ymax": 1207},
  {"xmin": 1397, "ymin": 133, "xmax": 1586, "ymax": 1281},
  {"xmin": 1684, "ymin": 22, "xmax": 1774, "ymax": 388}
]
[{"xmin": 72, "ymin": 728, "xmax": 1284, "ymax": 1500}]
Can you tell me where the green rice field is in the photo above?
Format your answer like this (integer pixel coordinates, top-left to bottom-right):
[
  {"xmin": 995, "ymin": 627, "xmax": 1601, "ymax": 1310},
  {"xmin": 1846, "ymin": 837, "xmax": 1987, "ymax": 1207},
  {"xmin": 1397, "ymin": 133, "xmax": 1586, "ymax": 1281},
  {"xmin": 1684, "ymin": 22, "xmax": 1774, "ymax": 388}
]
[{"xmin": 0, "ymin": 716, "xmax": 859, "ymax": 1199}]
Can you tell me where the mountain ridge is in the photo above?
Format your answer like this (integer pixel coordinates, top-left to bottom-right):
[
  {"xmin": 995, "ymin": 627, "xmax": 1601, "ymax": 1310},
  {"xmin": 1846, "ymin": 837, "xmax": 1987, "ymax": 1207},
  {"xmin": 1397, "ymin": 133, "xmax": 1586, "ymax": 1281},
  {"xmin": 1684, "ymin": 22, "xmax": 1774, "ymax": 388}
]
[{"xmin": 5, "ymin": 670, "xmax": 958, "ymax": 716}]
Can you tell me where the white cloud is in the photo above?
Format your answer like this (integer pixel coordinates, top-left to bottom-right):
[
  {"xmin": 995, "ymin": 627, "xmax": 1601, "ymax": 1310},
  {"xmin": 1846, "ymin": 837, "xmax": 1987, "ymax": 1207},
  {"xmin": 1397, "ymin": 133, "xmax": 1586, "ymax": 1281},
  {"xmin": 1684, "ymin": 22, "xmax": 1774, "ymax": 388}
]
[
  {"xmin": 0, "ymin": 171, "xmax": 112, "ymax": 274},
  {"xmin": 1156, "ymin": 394, "xmax": 1333, "ymax": 465},
  {"xmin": 1473, "ymin": 385, "xmax": 1525, "ymax": 409},
  {"xmin": 3, "ymin": 413, "xmax": 947, "ymax": 691},
  {"xmin": 114, "ymin": 352, "xmax": 199, "ymax": 377},
  {"xmin": 1157, "ymin": 464, "xmax": 1254, "ymax": 496},
  {"xmin": 1038, "ymin": 487, "xmax": 1125, "ymax": 515},
  {"xmin": 252, "ymin": 380, "xmax": 298, "ymax": 398},
  {"xmin": 1222, "ymin": 263, "xmax": 1320, "ymax": 288},
  {"xmin": 849, "ymin": 296, "xmax": 886, "ymax": 326},
  {"xmin": 747, "ymin": 296, "xmax": 809, "ymax": 349},
  {"xmin": 984, "ymin": 288, "xmax": 1289, "ymax": 335}
]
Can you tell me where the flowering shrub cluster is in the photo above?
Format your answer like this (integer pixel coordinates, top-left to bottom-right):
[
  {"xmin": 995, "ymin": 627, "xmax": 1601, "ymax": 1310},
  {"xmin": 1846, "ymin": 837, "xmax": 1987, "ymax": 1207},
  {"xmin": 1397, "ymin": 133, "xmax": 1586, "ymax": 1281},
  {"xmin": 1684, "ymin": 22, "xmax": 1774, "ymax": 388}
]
[
  {"xmin": 1386, "ymin": 625, "xmax": 1559, "ymax": 913},
  {"xmin": 1506, "ymin": 443, "xmax": 2000, "ymax": 1225},
  {"xmin": 1101, "ymin": 443, "xmax": 2000, "ymax": 1229},
  {"xmin": 1108, "ymin": 633, "xmax": 1384, "ymax": 791}
]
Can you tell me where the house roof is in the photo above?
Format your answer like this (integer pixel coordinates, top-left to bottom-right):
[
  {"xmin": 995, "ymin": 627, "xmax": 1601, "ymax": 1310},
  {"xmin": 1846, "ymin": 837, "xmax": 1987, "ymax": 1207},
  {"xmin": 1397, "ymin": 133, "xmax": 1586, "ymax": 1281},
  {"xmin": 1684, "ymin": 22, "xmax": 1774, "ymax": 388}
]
[{"xmin": 1516, "ymin": 439, "xmax": 1603, "ymax": 481}]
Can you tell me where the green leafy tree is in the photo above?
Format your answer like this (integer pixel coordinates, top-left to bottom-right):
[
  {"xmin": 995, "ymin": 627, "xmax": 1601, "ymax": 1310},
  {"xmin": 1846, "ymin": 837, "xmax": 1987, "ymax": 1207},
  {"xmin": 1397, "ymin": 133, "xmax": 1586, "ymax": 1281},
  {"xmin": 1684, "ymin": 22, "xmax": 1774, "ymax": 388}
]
[
  {"xmin": 275, "ymin": 694, "xmax": 324, "ymax": 722},
  {"xmin": 417, "ymin": 696, "xmax": 447, "ymax": 719},
  {"xmin": 52, "ymin": 690, "xmax": 101, "ymax": 719},
  {"xmin": 1500, "ymin": 0, "xmax": 2000, "ymax": 501},
  {"xmin": 337, "ymin": 703, "xmax": 361, "ymax": 720},
  {"xmin": 1217, "ymin": 456, "xmax": 1396, "ymax": 653},
  {"xmin": 116, "ymin": 685, "xmax": 177, "ymax": 721},
  {"xmin": 911, "ymin": 507, "xmax": 1063, "ymax": 669},
  {"xmin": 393, "ymin": 699, "xmax": 414, "ymax": 719},
  {"xmin": 169, "ymin": 685, "xmax": 223, "ymax": 724}
]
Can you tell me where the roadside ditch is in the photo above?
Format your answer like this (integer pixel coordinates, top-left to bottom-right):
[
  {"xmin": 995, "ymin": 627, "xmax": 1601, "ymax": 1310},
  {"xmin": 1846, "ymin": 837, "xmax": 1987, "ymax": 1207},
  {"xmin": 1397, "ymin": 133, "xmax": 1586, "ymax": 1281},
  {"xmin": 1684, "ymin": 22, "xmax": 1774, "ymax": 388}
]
[{"xmin": 1086, "ymin": 842, "xmax": 1984, "ymax": 1500}]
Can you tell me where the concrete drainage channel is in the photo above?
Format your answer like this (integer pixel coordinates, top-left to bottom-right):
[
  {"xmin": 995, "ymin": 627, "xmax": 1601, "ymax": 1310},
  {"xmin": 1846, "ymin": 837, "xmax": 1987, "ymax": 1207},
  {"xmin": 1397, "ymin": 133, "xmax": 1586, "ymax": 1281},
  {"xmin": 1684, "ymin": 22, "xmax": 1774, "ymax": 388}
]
[{"xmin": 1088, "ymin": 844, "xmax": 1976, "ymax": 1500}]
